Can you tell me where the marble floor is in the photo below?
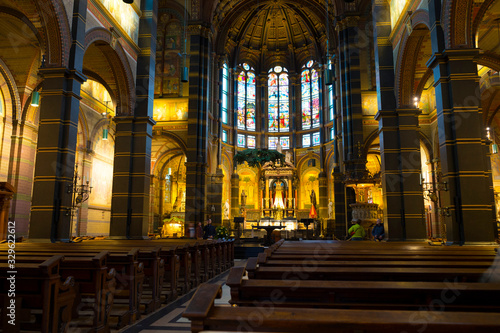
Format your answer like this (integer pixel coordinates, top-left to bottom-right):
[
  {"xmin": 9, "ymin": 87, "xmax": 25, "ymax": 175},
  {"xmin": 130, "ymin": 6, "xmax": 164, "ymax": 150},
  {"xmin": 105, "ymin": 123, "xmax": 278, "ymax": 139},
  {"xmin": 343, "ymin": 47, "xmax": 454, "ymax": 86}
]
[{"xmin": 119, "ymin": 259, "xmax": 245, "ymax": 333}]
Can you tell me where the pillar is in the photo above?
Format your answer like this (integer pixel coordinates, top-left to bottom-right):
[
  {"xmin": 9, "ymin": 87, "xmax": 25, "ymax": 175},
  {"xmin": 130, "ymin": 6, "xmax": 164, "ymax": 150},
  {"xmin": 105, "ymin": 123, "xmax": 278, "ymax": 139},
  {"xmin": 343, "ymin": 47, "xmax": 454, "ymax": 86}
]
[
  {"xmin": 337, "ymin": 15, "xmax": 365, "ymax": 176},
  {"xmin": 427, "ymin": 0, "xmax": 495, "ymax": 244},
  {"xmin": 29, "ymin": 0, "xmax": 87, "ymax": 242},
  {"xmin": 230, "ymin": 171, "xmax": 239, "ymax": 226},
  {"xmin": 372, "ymin": 0, "xmax": 425, "ymax": 240},
  {"xmin": 184, "ymin": 26, "xmax": 212, "ymax": 232},
  {"xmin": 110, "ymin": 0, "xmax": 157, "ymax": 239},
  {"xmin": 207, "ymin": 168, "xmax": 223, "ymax": 226}
]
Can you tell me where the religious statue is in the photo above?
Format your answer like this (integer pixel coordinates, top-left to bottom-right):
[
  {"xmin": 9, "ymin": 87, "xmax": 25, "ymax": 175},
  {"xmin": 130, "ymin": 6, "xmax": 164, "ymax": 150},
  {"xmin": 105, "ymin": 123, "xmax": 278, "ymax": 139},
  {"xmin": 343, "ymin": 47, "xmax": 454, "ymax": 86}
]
[
  {"xmin": 223, "ymin": 199, "xmax": 230, "ymax": 220},
  {"xmin": 241, "ymin": 190, "xmax": 247, "ymax": 208},
  {"xmin": 285, "ymin": 151, "xmax": 292, "ymax": 164},
  {"xmin": 310, "ymin": 189, "xmax": 317, "ymax": 209},
  {"xmin": 328, "ymin": 200, "xmax": 333, "ymax": 219}
]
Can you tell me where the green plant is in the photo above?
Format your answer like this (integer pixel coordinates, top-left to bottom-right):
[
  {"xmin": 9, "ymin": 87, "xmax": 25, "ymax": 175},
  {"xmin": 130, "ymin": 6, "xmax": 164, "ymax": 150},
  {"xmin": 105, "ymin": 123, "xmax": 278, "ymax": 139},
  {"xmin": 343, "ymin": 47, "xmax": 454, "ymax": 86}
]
[
  {"xmin": 215, "ymin": 225, "xmax": 230, "ymax": 239},
  {"xmin": 234, "ymin": 149, "xmax": 285, "ymax": 168}
]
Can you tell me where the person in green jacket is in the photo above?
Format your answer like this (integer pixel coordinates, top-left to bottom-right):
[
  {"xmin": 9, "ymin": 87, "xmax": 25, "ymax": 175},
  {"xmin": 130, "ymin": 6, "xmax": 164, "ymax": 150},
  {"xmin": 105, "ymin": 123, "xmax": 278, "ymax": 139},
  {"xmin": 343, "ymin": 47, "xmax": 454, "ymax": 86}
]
[{"xmin": 348, "ymin": 219, "xmax": 366, "ymax": 241}]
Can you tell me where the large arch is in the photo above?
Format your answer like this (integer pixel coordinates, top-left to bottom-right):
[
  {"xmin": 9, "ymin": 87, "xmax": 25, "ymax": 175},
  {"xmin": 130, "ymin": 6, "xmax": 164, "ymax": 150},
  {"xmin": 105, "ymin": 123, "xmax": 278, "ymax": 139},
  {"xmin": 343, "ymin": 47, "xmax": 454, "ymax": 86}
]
[
  {"xmin": 84, "ymin": 28, "xmax": 135, "ymax": 116},
  {"xmin": 395, "ymin": 11, "xmax": 431, "ymax": 108}
]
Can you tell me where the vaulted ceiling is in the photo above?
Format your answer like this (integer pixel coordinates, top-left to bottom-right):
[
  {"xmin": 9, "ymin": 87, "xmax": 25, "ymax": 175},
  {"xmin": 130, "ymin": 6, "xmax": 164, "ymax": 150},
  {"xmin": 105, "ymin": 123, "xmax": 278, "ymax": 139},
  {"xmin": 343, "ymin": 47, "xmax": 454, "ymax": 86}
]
[{"xmin": 213, "ymin": 0, "xmax": 336, "ymax": 71}]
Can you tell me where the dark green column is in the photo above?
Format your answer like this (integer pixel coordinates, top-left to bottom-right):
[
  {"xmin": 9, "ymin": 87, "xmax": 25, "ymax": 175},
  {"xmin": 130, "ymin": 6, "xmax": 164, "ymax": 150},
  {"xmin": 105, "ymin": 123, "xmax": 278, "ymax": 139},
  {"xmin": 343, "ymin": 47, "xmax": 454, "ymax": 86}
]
[
  {"xmin": 337, "ymin": 15, "xmax": 365, "ymax": 176},
  {"xmin": 428, "ymin": 0, "xmax": 496, "ymax": 244},
  {"xmin": 184, "ymin": 26, "xmax": 212, "ymax": 230},
  {"xmin": 110, "ymin": 0, "xmax": 157, "ymax": 239},
  {"xmin": 29, "ymin": 0, "xmax": 87, "ymax": 242},
  {"xmin": 372, "ymin": 0, "xmax": 425, "ymax": 240}
]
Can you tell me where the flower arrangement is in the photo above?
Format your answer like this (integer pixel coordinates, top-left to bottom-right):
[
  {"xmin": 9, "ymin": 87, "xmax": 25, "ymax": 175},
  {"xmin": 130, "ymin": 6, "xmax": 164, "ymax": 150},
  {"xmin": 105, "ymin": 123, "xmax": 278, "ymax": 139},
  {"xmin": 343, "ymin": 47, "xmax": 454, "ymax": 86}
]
[{"xmin": 215, "ymin": 226, "xmax": 230, "ymax": 239}]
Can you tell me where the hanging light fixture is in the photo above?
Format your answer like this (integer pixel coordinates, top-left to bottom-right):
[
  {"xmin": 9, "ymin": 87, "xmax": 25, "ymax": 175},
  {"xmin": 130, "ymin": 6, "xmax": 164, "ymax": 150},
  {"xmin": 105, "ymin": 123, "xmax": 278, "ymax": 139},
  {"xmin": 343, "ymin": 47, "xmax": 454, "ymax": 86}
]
[
  {"xmin": 122, "ymin": 0, "xmax": 133, "ymax": 4},
  {"xmin": 180, "ymin": 0, "xmax": 189, "ymax": 82},
  {"xmin": 30, "ymin": 91, "xmax": 40, "ymax": 107},
  {"xmin": 102, "ymin": 100, "xmax": 110, "ymax": 140},
  {"xmin": 324, "ymin": 0, "xmax": 333, "ymax": 86}
]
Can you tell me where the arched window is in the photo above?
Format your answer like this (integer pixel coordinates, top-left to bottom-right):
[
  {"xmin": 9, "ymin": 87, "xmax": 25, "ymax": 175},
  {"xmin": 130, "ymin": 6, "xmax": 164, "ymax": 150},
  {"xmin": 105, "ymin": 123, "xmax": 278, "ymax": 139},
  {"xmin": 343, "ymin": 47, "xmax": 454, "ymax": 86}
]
[
  {"xmin": 221, "ymin": 62, "xmax": 229, "ymax": 124},
  {"xmin": 268, "ymin": 66, "xmax": 289, "ymax": 132},
  {"xmin": 237, "ymin": 63, "xmax": 256, "ymax": 131},
  {"xmin": 301, "ymin": 60, "xmax": 320, "ymax": 129}
]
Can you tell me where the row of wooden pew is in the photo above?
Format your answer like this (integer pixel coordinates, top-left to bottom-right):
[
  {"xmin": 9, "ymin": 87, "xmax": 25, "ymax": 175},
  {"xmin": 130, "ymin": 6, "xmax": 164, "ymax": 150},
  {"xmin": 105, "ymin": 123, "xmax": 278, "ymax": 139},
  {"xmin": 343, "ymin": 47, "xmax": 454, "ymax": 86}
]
[
  {"xmin": 184, "ymin": 240, "xmax": 500, "ymax": 333},
  {"xmin": 0, "ymin": 238, "xmax": 234, "ymax": 333}
]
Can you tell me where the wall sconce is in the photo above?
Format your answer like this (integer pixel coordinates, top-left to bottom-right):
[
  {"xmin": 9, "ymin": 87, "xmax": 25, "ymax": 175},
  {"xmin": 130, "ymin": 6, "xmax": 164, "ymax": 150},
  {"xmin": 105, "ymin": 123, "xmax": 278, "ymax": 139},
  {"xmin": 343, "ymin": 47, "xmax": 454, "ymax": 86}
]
[
  {"xmin": 30, "ymin": 91, "xmax": 40, "ymax": 107},
  {"xmin": 413, "ymin": 96, "xmax": 419, "ymax": 108}
]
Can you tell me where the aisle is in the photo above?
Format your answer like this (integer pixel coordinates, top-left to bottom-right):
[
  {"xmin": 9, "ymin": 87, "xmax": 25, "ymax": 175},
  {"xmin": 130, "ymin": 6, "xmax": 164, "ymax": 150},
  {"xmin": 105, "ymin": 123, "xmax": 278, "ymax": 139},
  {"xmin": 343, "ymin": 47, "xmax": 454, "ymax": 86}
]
[{"xmin": 120, "ymin": 260, "xmax": 245, "ymax": 333}]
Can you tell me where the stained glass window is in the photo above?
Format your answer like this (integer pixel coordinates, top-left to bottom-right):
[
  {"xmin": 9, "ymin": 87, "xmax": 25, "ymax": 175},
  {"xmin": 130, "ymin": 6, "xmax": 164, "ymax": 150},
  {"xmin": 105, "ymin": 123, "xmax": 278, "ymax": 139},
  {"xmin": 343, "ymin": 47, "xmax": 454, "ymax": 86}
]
[
  {"xmin": 237, "ymin": 134, "xmax": 246, "ymax": 148},
  {"xmin": 302, "ymin": 134, "xmax": 311, "ymax": 147},
  {"xmin": 237, "ymin": 63, "xmax": 256, "ymax": 131},
  {"xmin": 221, "ymin": 62, "xmax": 228, "ymax": 124},
  {"xmin": 268, "ymin": 137, "xmax": 278, "ymax": 150},
  {"xmin": 222, "ymin": 130, "xmax": 227, "ymax": 143},
  {"xmin": 313, "ymin": 132, "xmax": 320, "ymax": 146},
  {"xmin": 330, "ymin": 127, "xmax": 334, "ymax": 141},
  {"xmin": 280, "ymin": 137, "xmax": 290, "ymax": 150},
  {"xmin": 247, "ymin": 135, "xmax": 256, "ymax": 149},
  {"xmin": 268, "ymin": 67, "xmax": 289, "ymax": 132},
  {"xmin": 302, "ymin": 61, "xmax": 320, "ymax": 130}
]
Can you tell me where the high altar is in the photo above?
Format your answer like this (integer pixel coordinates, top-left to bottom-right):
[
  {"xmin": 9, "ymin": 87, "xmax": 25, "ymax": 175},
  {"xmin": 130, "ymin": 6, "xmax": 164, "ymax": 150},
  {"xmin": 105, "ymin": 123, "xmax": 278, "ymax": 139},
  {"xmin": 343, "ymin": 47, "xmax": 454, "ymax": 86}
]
[{"xmin": 245, "ymin": 159, "xmax": 299, "ymax": 230}]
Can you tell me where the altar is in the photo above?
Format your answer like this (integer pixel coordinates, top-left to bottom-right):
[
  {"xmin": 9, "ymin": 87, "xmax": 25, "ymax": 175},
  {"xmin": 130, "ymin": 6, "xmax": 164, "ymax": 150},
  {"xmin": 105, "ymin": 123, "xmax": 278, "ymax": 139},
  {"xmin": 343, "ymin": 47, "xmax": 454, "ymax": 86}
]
[{"xmin": 245, "ymin": 218, "xmax": 298, "ymax": 231}]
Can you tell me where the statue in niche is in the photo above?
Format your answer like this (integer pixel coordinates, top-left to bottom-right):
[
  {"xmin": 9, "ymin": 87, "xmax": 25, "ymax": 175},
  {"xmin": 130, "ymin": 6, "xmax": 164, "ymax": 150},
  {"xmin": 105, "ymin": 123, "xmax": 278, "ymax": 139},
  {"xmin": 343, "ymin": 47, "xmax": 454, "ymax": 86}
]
[
  {"xmin": 328, "ymin": 200, "xmax": 333, "ymax": 219},
  {"xmin": 310, "ymin": 189, "xmax": 317, "ymax": 210},
  {"xmin": 241, "ymin": 190, "xmax": 247, "ymax": 208},
  {"xmin": 223, "ymin": 199, "xmax": 230, "ymax": 220},
  {"xmin": 285, "ymin": 151, "xmax": 292, "ymax": 164}
]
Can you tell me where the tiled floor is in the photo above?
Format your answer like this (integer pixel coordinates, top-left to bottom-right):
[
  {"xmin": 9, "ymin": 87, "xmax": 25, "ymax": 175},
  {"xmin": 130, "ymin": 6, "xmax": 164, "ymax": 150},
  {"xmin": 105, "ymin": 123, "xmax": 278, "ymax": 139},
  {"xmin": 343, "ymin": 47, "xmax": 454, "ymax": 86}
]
[{"xmin": 120, "ymin": 259, "xmax": 245, "ymax": 333}]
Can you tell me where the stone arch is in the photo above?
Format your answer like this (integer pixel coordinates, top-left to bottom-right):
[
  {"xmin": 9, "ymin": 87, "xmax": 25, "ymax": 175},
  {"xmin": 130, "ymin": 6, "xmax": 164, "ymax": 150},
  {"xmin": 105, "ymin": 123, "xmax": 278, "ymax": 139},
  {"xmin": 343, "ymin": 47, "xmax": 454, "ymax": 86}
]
[
  {"xmin": 395, "ymin": 12, "xmax": 431, "ymax": 108},
  {"xmin": 442, "ymin": 0, "xmax": 474, "ymax": 49},
  {"xmin": 0, "ymin": 57, "xmax": 21, "ymax": 121},
  {"xmin": 471, "ymin": 0, "xmax": 496, "ymax": 47},
  {"xmin": 0, "ymin": 1, "xmax": 70, "ymax": 68},
  {"xmin": 84, "ymin": 28, "xmax": 135, "ymax": 116}
]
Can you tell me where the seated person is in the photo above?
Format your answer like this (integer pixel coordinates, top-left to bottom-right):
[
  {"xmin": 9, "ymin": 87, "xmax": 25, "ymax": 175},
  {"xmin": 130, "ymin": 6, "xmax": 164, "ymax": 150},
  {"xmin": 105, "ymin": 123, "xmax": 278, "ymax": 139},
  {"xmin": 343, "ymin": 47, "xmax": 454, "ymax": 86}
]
[
  {"xmin": 348, "ymin": 219, "xmax": 365, "ymax": 241},
  {"xmin": 371, "ymin": 218, "xmax": 385, "ymax": 241},
  {"xmin": 203, "ymin": 219, "xmax": 216, "ymax": 239}
]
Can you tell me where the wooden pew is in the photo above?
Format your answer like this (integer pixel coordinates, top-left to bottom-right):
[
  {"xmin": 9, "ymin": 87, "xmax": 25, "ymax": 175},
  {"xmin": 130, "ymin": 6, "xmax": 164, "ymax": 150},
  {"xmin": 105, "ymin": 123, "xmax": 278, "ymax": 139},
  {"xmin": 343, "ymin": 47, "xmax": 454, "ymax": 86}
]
[
  {"xmin": 245, "ymin": 261, "xmax": 488, "ymax": 282},
  {"xmin": 226, "ymin": 266, "xmax": 500, "ymax": 311},
  {"xmin": 7, "ymin": 245, "xmax": 138, "ymax": 329},
  {"xmin": 0, "ymin": 251, "xmax": 116, "ymax": 333},
  {"xmin": 183, "ymin": 283, "xmax": 500, "ymax": 333},
  {"xmin": 255, "ymin": 253, "xmax": 495, "ymax": 268},
  {"xmin": 0, "ymin": 256, "xmax": 76, "ymax": 333}
]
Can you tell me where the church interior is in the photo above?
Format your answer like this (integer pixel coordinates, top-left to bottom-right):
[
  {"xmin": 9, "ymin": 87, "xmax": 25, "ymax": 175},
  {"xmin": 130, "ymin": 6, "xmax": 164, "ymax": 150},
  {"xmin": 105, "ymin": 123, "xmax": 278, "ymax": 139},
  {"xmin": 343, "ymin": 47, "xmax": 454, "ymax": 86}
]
[
  {"xmin": 1, "ymin": 0, "xmax": 500, "ymax": 332},
  {"xmin": 0, "ymin": 0, "xmax": 499, "ymax": 245}
]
